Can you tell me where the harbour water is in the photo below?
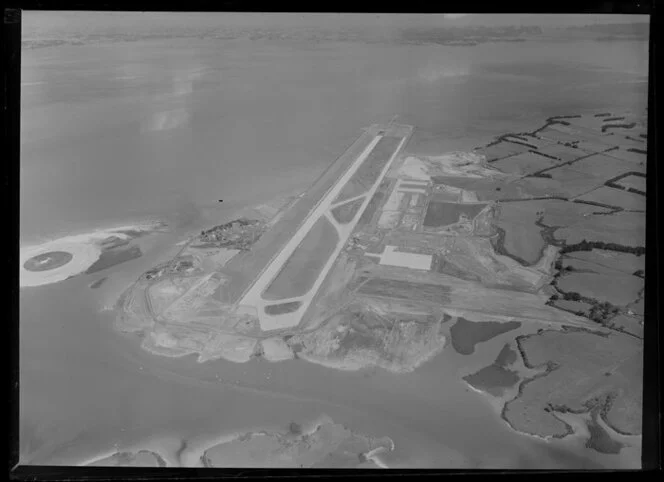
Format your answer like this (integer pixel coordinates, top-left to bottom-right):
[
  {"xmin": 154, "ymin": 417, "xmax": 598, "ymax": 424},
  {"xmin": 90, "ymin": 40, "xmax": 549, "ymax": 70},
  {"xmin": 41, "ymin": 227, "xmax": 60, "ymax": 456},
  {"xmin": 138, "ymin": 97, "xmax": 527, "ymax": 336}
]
[{"xmin": 19, "ymin": 13, "xmax": 647, "ymax": 468}]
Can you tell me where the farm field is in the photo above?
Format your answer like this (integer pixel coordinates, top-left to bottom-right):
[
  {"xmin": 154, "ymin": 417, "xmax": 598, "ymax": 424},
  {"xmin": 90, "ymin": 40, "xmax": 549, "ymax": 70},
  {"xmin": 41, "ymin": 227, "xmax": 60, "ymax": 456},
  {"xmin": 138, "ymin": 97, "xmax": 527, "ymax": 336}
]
[
  {"xmin": 494, "ymin": 201, "xmax": 549, "ymax": 265},
  {"xmin": 538, "ymin": 171, "xmax": 600, "ymax": 197},
  {"xmin": 568, "ymin": 153, "xmax": 635, "ymax": 180},
  {"xmin": 575, "ymin": 140, "xmax": 614, "ymax": 154},
  {"xmin": 575, "ymin": 186, "xmax": 645, "ymax": 210},
  {"xmin": 496, "ymin": 223, "xmax": 543, "ymax": 266},
  {"xmin": 492, "ymin": 152, "xmax": 557, "ymax": 175},
  {"xmin": 503, "ymin": 329, "xmax": 642, "ymax": 438},
  {"xmin": 477, "ymin": 142, "xmax": 530, "ymax": 162},
  {"xmin": 609, "ymin": 315, "xmax": 643, "ymax": 339},
  {"xmin": 535, "ymin": 143, "xmax": 586, "ymax": 162},
  {"xmin": 604, "ymin": 148, "xmax": 647, "ymax": 166},
  {"xmin": 615, "ymin": 175, "xmax": 646, "ymax": 192},
  {"xmin": 563, "ymin": 250, "xmax": 645, "ymax": 276},
  {"xmin": 557, "ymin": 272, "xmax": 643, "ymax": 306},
  {"xmin": 552, "ymin": 299, "xmax": 593, "ymax": 315},
  {"xmin": 536, "ymin": 126, "xmax": 583, "ymax": 144},
  {"xmin": 554, "ymin": 211, "xmax": 645, "ymax": 246}
]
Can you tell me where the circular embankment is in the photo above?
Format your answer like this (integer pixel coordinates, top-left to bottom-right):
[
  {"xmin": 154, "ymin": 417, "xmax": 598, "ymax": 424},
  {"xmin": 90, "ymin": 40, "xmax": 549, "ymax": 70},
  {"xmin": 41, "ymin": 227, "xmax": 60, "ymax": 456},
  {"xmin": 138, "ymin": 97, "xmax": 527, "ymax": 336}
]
[
  {"xmin": 20, "ymin": 241, "xmax": 101, "ymax": 288},
  {"xmin": 23, "ymin": 251, "xmax": 73, "ymax": 272},
  {"xmin": 20, "ymin": 223, "xmax": 159, "ymax": 288}
]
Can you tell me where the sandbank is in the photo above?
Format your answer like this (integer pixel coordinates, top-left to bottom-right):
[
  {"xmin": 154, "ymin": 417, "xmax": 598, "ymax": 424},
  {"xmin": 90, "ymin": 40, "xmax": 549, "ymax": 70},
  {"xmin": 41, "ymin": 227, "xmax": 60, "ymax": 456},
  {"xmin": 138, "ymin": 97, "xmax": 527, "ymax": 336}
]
[{"xmin": 20, "ymin": 221, "xmax": 163, "ymax": 288}]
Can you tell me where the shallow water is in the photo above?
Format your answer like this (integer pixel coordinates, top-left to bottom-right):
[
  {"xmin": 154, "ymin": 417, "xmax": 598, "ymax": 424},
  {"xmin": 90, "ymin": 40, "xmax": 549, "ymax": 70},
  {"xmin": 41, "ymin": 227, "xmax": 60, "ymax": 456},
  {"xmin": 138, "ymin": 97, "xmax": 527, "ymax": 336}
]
[
  {"xmin": 19, "ymin": 20, "xmax": 647, "ymax": 468},
  {"xmin": 21, "ymin": 35, "xmax": 647, "ymax": 243}
]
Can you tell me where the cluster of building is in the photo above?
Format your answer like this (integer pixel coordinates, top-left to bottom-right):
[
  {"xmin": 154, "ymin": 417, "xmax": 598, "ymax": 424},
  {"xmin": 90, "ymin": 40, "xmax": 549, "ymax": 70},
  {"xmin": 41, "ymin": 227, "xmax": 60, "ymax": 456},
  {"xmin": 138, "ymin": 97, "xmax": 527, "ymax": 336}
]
[{"xmin": 199, "ymin": 218, "xmax": 264, "ymax": 250}]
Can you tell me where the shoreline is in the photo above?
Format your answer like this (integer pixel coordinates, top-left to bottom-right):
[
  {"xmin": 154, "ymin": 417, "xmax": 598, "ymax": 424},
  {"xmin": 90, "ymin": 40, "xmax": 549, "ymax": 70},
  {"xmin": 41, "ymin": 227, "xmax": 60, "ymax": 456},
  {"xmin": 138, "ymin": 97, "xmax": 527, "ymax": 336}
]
[
  {"xmin": 20, "ymin": 221, "xmax": 167, "ymax": 288},
  {"xmin": 294, "ymin": 339, "xmax": 447, "ymax": 374},
  {"xmin": 494, "ymin": 326, "xmax": 640, "ymax": 444}
]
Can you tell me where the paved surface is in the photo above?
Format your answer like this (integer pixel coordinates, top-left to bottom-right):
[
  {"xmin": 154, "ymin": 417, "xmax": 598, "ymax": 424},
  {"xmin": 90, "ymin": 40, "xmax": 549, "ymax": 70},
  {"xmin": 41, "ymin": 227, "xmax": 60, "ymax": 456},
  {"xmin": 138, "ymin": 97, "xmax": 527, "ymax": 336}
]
[{"xmin": 238, "ymin": 124, "xmax": 413, "ymax": 331}]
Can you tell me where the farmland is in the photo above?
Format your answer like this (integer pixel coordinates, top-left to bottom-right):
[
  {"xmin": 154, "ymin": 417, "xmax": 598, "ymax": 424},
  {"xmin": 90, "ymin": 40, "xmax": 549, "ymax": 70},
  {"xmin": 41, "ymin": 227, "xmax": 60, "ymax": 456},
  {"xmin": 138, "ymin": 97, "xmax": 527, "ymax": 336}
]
[
  {"xmin": 615, "ymin": 175, "xmax": 646, "ymax": 193},
  {"xmin": 502, "ymin": 329, "xmax": 642, "ymax": 438},
  {"xmin": 576, "ymin": 187, "xmax": 645, "ymax": 211},
  {"xmin": 556, "ymin": 272, "xmax": 642, "ymax": 306}
]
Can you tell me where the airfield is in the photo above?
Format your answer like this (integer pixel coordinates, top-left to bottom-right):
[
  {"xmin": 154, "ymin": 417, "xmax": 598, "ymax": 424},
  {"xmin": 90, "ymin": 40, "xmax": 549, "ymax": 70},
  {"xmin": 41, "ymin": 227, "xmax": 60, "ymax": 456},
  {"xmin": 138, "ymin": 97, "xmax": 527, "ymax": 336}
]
[{"xmin": 116, "ymin": 111, "xmax": 645, "ymax": 446}]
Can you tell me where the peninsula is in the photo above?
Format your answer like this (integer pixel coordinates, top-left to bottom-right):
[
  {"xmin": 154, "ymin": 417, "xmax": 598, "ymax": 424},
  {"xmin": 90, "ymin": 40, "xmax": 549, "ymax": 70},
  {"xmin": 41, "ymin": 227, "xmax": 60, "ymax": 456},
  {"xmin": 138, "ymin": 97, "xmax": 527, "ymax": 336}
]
[{"xmin": 116, "ymin": 111, "xmax": 645, "ymax": 448}]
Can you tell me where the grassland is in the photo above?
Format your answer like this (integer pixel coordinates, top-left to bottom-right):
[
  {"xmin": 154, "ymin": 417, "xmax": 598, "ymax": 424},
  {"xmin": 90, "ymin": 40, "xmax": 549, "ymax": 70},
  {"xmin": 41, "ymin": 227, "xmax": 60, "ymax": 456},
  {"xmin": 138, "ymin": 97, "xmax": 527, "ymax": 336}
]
[
  {"xmin": 554, "ymin": 211, "xmax": 645, "ymax": 246},
  {"xmin": 492, "ymin": 152, "xmax": 558, "ymax": 175},
  {"xmin": 331, "ymin": 198, "xmax": 365, "ymax": 224},
  {"xmin": 557, "ymin": 272, "xmax": 642, "ymax": 306},
  {"xmin": 264, "ymin": 301, "xmax": 302, "ymax": 315},
  {"xmin": 615, "ymin": 175, "xmax": 646, "ymax": 193},
  {"xmin": 563, "ymin": 250, "xmax": 645, "ymax": 276},
  {"xmin": 576, "ymin": 187, "xmax": 645, "ymax": 211},
  {"xmin": 568, "ymin": 153, "xmax": 636, "ymax": 180},
  {"xmin": 502, "ymin": 328, "xmax": 642, "ymax": 439},
  {"xmin": 263, "ymin": 217, "xmax": 338, "ymax": 300},
  {"xmin": 494, "ymin": 202, "xmax": 547, "ymax": 265},
  {"xmin": 551, "ymin": 299, "xmax": 593, "ymax": 316},
  {"xmin": 357, "ymin": 189, "xmax": 386, "ymax": 227}
]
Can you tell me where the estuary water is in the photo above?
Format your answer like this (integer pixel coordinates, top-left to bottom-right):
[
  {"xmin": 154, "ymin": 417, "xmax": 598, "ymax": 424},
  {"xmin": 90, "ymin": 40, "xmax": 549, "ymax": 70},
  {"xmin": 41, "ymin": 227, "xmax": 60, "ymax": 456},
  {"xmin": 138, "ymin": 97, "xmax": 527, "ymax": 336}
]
[{"xmin": 19, "ymin": 22, "xmax": 647, "ymax": 468}]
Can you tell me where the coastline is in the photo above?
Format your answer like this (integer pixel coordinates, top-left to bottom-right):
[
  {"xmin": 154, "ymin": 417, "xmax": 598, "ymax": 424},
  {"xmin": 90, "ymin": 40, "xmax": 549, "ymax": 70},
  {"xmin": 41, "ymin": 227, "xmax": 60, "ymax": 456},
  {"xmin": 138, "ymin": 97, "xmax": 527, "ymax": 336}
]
[
  {"xmin": 20, "ymin": 220, "xmax": 166, "ymax": 288},
  {"xmin": 76, "ymin": 414, "xmax": 394, "ymax": 468}
]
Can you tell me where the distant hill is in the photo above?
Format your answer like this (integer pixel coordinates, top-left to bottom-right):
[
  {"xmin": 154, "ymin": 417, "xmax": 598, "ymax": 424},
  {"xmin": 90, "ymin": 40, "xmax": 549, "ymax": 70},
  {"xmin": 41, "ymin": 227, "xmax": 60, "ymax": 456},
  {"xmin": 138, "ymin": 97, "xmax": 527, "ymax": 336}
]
[
  {"xmin": 397, "ymin": 25, "xmax": 543, "ymax": 46},
  {"xmin": 564, "ymin": 22, "xmax": 649, "ymax": 40}
]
